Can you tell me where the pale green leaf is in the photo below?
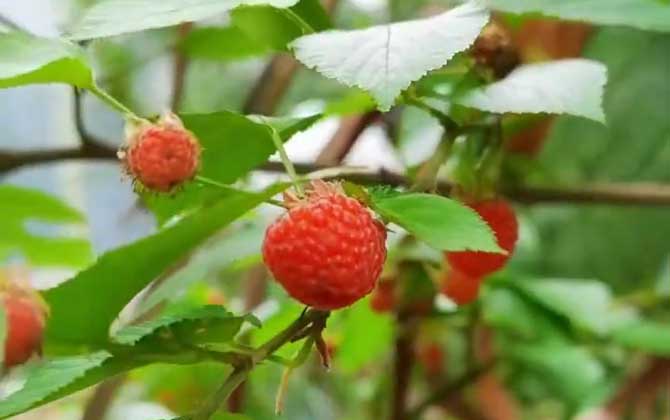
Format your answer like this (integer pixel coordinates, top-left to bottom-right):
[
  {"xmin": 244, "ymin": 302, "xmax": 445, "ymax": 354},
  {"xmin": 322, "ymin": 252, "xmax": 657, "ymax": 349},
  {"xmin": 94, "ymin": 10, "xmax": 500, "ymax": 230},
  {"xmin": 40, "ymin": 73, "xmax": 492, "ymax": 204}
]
[
  {"xmin": 0, "ymin": 185, "xmax": 92, "ymax": 268},
  {"xmin": 371, "ymin": 193, "xmax": 502, "ymax": 253},
  {"xmin": 181, "ymin": 26, "xmax": 269, "ymax": 60},
  {"xmin": 0, "ymin": 32, "xmax": 92, "ymax": 89},
  {"xmin": 612, "ymin": 319, "xmax": 670, "ymax": 355},
  {"xmin": 458, "ymin": 59, "xmax": 607, "ymax": 123},
  {"xmin": 486, "ymin": 0, "xmax": 670, "ymax": 33},
  {"xmin": 67, "ymin": 0, "xmax": 300, "ymax": 40},
  {"xmin": 291, "ymin": 1, "xmax": 489, "ymax": 111}
]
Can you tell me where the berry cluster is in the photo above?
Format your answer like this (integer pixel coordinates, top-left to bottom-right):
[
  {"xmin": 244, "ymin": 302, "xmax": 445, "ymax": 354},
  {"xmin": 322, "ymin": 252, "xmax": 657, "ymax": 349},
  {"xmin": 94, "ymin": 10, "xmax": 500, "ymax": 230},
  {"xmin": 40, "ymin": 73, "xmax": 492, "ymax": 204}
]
[{"xmin": 442, "ymin": 199, "xmax": 518, "ymax": 305}]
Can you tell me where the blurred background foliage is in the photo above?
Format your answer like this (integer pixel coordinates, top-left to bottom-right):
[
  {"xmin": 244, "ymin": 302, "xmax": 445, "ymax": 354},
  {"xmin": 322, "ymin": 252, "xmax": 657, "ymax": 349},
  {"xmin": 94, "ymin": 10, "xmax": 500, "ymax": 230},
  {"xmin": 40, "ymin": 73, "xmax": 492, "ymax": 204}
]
[{"xmin": 0, "ymin": 0, "xmax": 668, "ymax": 419}]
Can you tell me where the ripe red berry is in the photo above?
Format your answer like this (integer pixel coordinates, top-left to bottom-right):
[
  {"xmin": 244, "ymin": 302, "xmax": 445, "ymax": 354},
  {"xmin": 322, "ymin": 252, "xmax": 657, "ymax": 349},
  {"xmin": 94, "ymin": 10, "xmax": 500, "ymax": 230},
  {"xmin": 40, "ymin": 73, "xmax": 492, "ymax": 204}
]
[
  {"xmin": 370, "ymin": 279, "xmax": 396, "ymax": 313},
  {"xmin": 447, "ymin": 199, "xmax": 518, "ymax": 277},
  {"xmin": 120, "ymin": 113, "xmax": 200, "ymax": 192},
  {"xmin": 1, "ymin": 281, "xmax": 47, "ymax": 368},
  {"xmin": 262, "ymin": 181, "xmax": 387, "ymax": 310},
  {"xmin": 441, "ymin": 269, "xmax": 482, "ymax": 305}
]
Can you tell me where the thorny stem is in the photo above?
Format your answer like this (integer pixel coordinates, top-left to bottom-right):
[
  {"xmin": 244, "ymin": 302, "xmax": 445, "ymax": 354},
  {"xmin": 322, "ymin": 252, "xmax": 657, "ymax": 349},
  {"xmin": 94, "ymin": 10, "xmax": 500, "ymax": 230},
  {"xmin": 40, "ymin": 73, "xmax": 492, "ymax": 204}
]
[
  {"xmin": 191, "ymin": 309, "xmax": 329, "ymax": 420},
  {"xmin": 88, "ymin": 84, "xmax": 144, "ymax": 124},
  {"xmin": 266, "ymin": 123, "xmax": 304, "ymax": 196}
]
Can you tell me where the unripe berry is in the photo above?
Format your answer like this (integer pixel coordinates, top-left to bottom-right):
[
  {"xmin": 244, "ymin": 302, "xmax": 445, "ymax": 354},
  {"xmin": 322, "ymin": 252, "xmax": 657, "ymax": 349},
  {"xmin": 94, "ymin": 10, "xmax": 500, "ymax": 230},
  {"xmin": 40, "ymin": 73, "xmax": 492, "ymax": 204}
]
[
  {"xmin": 1, "ymin": 279, "xmax": 48, "ymax": 368},
  {"xmin": 262, "ymin": 181, "xmax": 387, "ymax": 310},
  {"xmin": 441, "ymin": 269, "xmax": 482, "ymax": 306},
  {"xmin": 120, "ymin": 113, "xmax": 200, "ymax": 192},
  {"xmin": 447, "ymin": 199, "xmax": 518, "ymax": 277}
]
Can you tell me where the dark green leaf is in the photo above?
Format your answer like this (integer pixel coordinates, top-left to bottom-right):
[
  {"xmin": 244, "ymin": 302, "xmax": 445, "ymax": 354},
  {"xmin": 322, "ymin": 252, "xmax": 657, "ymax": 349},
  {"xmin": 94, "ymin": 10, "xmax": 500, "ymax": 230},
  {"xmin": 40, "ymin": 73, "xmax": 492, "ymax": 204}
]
[
  {"xmin": 0, "ymin": 185, "xmax": 92, "ymax": 268},
  {"xmin": 232, "ymin": 6, "xmax": 304, "ymax": 51},
  {"xmin": 0, "ymin": 32, "xmax": 93, "ymax": 88},
  {"xmin": 370, "ymin": 193, "xmax": 502, "ymax": 253},
  {"xmin": 487, "ymin": 0, "xmax": 670, "ymax": 33},
  {"xmin": 0, "ymin": 352, "xmax": 111, "ymax": 419},
  {"xmin": 44, "ymin": 186, "xmax": 282, "ymax": 347},
  {"xmin": 181, "ymin": 26, "xmax": 269, "ymax": 60},
  {"xmin": 67, "ymin": 0, "xmax": 300, "ymax": 40}
]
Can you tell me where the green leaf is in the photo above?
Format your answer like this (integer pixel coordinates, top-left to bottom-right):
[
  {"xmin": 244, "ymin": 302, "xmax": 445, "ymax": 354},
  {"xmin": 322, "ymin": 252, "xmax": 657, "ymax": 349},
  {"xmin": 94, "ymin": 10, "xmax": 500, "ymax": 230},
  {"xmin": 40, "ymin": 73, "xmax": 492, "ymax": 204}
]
[
  {"xmin": 137, "ymin": 222, "xmax": 265, "ymax": 313},
  {"xmin": 43, "ymin": 186, "xmax": 283, "ymax": 347},
  {"xmin": 324, "ymin": 89, "xmax": 376, "ymax": 116},
  {"xmin": 0, "ymin": 32, "xmax": 93, "ymax": 88},
  {"xmin": 612, "ymin": 320, "xmax": 670, "ymax": 355},
  {"xmin": 514, "ymin": 278, "xmax": 637, "ymax": 335},
  {"xmin": 458, "ymin": 59, "xmax": 607, "ymax": 123},
  {"xmin": 67, "ymin": 0, "xmax": 301, "ymax": 40},
  {"xmin": 232, "ymin": 6, "xmax": 305, "ymax": 51},
  {"xmin": 508, "ymin": 344, "xmax": 605, "ymax": 407},
  {"xmin": 291, "ymin": 2, "xmax": 489, "ymax": 111},
  {"xmin": 335, "ymin": 298, "xmax": 394, "ymax": 373},
  {"xmin": 181, "ymin": 26, "xmax": 269, "ymax": 60},
  {"xmin": 486, "ymin": 0, "xmax": 670, "ymax": 33},
  {"xmin": 0, "ymin": 185, "xmax": 92, "ymax": 268},
  {"xmin": 0, "ymin": 351, "xmax": 111, "ymax": 419},
  {"xmin": 371, "ymin": 193, "xmax": 502, "ymax": 253},
  {"xmin": 114, "ymin": 305, "xmax": 246, "ymax": 346}
]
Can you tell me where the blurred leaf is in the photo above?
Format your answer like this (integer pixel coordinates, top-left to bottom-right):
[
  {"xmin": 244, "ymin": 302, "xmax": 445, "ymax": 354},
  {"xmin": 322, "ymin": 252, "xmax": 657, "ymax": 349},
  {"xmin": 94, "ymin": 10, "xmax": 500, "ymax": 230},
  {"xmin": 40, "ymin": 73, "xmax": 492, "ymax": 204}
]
[
  {"xmin": 67, "ymin": 0, "xmax": 301, "ymax": 40},
  {"xmin": 612, "ymin": 319, "xmax": 670, "ymax": 355},
  {"xmin": 482, "ymin": 286, "xmax": 568, "ymax": 342},
  {"xmin": 291, "ymin": 2, "xmax": 489, "ymax": 111},
  {"xmin": 508, "ymin": 343, "xmax": 605, "ymax": 408},
  {"xmin": 181, "ymin": 26, "xmax": 269, "ymax": 60},
  {"xmin": 114, "ymin": 305, "xmax": 246, "ymax": 346},
  {"xmin": 486, "ymin": 0, "xmax": 670, "ymax": 33},
  {"xmin": 137, "ymin": 222, "xmax": 265, "ymax": 313},
  {"xmin": 514, "ymin": 278, "xmax": 636, "ymax": 335},
  {"xmin": 335, "ymin": 298, "xmax": 394, "ymax": 373},
  {"xmin": 371, "ymin": 193, "xmax": 502, "ymax": 253},
  {"xmin": 0, "ymin": 351, "xmax": 111, "ymax": 419},
  {"xmin": 0, "ymin": 32, "xmax": 93, "ymax": 88},
  {"xmin": 458, "ymin": 59, "xmax": 607, "ymax": 123},
  {"xmin": 231, "ymin": 0, "xmax": 331, "ymax": 50},
  {"xmin": 0, "ymin": 185, "xmax": 92, "ymax": 268},
  {"xmin": 44, "ymin": 186, "xmax": 283, "ymax": 347},
  {"xmin": 324, "ymin": 89, "xmax": 376, "ymax": 116}
]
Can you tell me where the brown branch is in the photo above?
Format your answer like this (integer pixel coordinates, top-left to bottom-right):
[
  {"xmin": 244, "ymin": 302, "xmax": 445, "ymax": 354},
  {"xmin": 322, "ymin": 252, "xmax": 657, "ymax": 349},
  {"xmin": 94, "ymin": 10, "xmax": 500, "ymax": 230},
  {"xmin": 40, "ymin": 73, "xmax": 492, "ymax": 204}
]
[
  {"xmin": 391, "ymin": 312, "xmax": 418, "ymax": 420},
  {"xmin": 606, "ymin": 357, "xmax": 670, "ymax": 418},
  {"xmin": 243, "ymin": 53, "xmax": 301, "ymax": 115},
  {"xmin": 315, "ymin": 112, "xmax": 380, "ymax": 165},
  {"xmin": 81, "ymin": 374, "xmax": 127, "ymax": 420},
  {"xmin": 260, "ymin": 161, "xmax": 670, "ymax": 207},
  {"xmin": 172, "ymin": 23, "xmax": 193, "ymax": 111}
]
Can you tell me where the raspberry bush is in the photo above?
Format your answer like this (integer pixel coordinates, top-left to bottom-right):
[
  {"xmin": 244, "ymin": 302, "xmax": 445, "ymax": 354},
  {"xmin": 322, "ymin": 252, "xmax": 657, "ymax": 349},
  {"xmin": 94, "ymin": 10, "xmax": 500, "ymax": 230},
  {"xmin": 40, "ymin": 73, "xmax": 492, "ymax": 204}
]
[{"xmin": 0, "ymin": 2, "xmax": 667, "ymax": 420}]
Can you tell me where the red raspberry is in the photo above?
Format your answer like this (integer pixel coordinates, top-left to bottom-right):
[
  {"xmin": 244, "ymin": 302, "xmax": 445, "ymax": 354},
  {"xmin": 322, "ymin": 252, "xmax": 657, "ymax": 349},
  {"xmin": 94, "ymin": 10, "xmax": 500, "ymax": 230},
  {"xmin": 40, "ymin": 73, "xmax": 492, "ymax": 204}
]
[
  {"xmin": 370, "ymin": 279, "xmax": 396, "ymax": 313},
  {"xmin": 262, "ymin": 181, "xmax": 387, "ymax": 310},
  {"xmin": 120, "ymin": 113, "xmax": 200, "ymax": 192},
  {"xmin": 1, "ymin": 279, "xmax": 48, "ymax": 368},
  {"xmin": 447, "ymin": 199, "xmax": 518, "ymax": 277},
  {"xmin": 441, "ymin": 269, "xmax": 482, "ymax": 305}
]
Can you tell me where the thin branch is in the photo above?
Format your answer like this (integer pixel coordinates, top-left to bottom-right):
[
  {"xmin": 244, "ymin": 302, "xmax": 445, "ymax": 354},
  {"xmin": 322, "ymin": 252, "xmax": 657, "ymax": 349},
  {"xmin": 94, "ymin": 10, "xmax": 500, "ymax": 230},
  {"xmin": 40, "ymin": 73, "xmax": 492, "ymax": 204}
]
[
  {"xmin": 315, "ymin": 112, "xmax": 380, "ymax": 165},
  {"xmin": 81, "ymin": 375, "xmax": 127, "ymax": 420},
  {"xmin": 172, "ymin": 23, "xmax": 193, "ymax": 111},
  {"xmin": 391, "ymin": 312, "xmax": 418, "ymax": 420},
  {"xmin": 0, "ymin": 13, "xmax": 27, "ymax": 32},
  {"xmin": 243, "ymin": 53, "xmax": 300, "ymax": 115}
]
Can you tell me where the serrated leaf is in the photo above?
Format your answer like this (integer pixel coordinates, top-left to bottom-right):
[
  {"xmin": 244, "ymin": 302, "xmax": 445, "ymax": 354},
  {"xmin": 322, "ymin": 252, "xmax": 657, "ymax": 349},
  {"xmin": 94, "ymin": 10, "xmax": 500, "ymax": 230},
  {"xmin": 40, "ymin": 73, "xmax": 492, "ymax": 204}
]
[
  {"xmin": 114, "ymin": 305, "xmax": 244, "ymax": 346},
  {"xmin": 291, "ymin": 1, "xmax": 489, "ymax": 111},
  {"xmin": 0, "ymin": 32, "xmax": 93, "ymax": 88},
  {"xmin": 612, "ymin": 319, "xmax": 670, "ymax": 355},
  {"xmin": 44, "ymin": 185, "xmax": 283, "ymax": 347},
  {"xmin": 486, "ymin": 0, "xmax": 670, "ymax": 33},
  {"xmin": 458, "ymin": 59, "xmax": 607, "ymax": 123},
  {"xmin": 67, "ymin": 0, "xmax": 300, "ymax": 40},
  {"xmin": 0, "ymin": 186, "xmax": 92, "ymax": 268},
  {"xmin": 371, "ymin": 193, "xmax": 502, "ymax": 253},
  {"xmin": 0, "ymin": 352, "xmax": 111, "ymax": 419}
]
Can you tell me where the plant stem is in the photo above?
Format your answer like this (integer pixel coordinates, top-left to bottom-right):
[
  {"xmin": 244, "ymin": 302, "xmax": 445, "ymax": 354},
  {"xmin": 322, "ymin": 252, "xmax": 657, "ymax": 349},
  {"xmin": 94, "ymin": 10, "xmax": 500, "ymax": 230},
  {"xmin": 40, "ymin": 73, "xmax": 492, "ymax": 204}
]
[
  {"xmin": 193, "ymin": 367, "xmax": 251, "ymax": 420},
  {"xmin": 88, "ymin": 84, "xmax": 143, "ymax": 123},
  {"xmin": 281, "ymin": 8, "xmax": 314, "ymax": 34},
  {"xmin": 267, "ymin": 124, "xmax": 304, "ymax": 196},
  {"xmin": 194, "ymin": 175, "xmax": 286, "ymax": 208}
]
